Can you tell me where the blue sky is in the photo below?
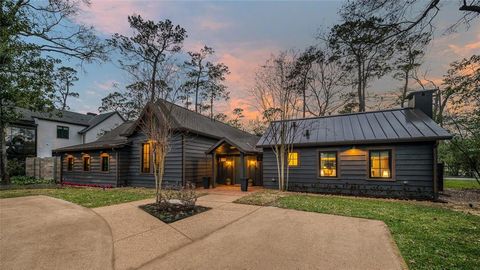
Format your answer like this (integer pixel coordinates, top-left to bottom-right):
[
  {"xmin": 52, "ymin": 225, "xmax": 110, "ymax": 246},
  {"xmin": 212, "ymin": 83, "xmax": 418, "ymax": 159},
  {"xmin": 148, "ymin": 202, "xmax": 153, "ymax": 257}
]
[{"xmin": 65, "ymin": 0, "xmax": 479, "ymax": 119}]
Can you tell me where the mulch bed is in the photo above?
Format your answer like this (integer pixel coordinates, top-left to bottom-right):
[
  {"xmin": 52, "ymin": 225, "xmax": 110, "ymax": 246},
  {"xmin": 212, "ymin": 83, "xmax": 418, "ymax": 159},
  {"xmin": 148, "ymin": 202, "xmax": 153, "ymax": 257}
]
[
  {"xmin": 139, "ymin": 203, "xmax": 210, "ymax": 223},
  {"xmin": 438, "ymin": 189, "xmax": 480, "ymax": 215}
]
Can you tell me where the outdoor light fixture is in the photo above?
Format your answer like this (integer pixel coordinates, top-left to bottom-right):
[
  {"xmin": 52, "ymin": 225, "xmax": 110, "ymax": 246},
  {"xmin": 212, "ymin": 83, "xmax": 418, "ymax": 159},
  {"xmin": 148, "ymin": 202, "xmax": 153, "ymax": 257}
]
[
  {"xmin": 225, "ymin": 161, "xmax": 232, "ymax": 167},
  {"xmin": 248, "ymin": 160, "xmax": 256, "ymax": 167},
  {"xmin": 220, "ymin": 157, "xmax": 227, "ymax": 162}
]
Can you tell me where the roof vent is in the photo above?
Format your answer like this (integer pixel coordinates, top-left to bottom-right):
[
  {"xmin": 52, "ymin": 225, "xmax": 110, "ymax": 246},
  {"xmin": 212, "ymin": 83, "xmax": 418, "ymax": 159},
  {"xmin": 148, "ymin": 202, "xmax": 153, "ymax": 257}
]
[
  {"xmin": 305, "ymin": 129, "xmax": 310, "ymax": 139},
  {"xmin": 87, "ymin": 112, "xmax": 98, "ymax": 116}
]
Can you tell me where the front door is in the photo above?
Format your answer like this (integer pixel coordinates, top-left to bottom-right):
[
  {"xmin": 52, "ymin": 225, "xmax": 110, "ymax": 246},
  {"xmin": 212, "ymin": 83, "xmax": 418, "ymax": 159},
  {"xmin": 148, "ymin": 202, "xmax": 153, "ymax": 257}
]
[{"xmin": 217, "ymin": 156, "xmax": 235, "ymax": 185}]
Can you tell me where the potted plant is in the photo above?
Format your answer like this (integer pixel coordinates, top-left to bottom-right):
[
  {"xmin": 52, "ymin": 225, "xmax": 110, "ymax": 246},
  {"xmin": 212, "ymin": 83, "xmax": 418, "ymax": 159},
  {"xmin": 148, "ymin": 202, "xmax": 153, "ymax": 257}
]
[
  {"xmin": 248, "ymin": 178, "xmax": 253, "ymax": 187},
  {"xmin": 226, "ymin": 178, "xmax": 231, "ymax": 185}
]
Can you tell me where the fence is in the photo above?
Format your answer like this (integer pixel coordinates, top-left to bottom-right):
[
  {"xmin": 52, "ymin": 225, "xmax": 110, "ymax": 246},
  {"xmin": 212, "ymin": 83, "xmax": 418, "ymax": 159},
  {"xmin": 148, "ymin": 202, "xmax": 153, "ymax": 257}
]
[{"xmin": 26, "ymin": 157, "xmax": 61, "ymax": 181}]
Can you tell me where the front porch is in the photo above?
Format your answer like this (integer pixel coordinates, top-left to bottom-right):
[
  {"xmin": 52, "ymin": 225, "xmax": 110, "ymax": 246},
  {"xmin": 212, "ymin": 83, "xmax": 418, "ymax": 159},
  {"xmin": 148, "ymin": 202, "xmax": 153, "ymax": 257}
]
[{"xmin": 206, "ymin": 138, "xmax": 263, "ymax": 189}]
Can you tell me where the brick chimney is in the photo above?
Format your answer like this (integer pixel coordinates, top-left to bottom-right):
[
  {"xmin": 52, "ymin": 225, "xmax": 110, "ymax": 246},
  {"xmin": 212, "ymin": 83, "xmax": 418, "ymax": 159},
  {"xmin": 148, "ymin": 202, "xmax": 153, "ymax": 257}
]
[{"xmin": 406, "ymin": 89, "xmax": 435, "ymax": 118}]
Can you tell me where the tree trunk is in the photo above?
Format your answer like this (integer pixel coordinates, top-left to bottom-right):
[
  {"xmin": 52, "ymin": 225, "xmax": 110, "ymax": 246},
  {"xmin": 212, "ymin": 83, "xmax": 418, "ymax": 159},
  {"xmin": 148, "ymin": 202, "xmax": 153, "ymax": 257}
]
[
  {"xmin": 0, "ymin": 124, "xmax": 10, "ymax": 184},
  {"xmin": 210, "ymin": 96, "xmax": 214, "ymax": 119}
]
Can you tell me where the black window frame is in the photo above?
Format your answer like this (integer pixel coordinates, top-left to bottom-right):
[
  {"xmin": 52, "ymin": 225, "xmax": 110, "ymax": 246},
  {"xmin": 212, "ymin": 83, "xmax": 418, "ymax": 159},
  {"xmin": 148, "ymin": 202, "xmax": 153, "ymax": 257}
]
[
  {"xmin": 83, "ymin": 156, "xmax": 90, "ymax": 171},
  {"xmin": 57, "ymin": 125, "xmax": 69, "ymax": 139},
  {"xmin": 318, "ymin": 151, "xmax": 338, "ymax": 178},
  {"xmin": 67, "ymin": 156, "xmax": 74, "ymax": 171},
  {"xmin": 368, "ymin": 149, "xmax": 392, "ymax": 179},
  {"xmin": 101, "ymin": 154, "xmax": 109, "ymax": 172}
]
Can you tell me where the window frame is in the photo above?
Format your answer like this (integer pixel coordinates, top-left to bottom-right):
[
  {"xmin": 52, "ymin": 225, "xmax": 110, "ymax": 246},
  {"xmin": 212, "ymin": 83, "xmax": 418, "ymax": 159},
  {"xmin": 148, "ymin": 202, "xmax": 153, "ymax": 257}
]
[
  {"xmin": 56, "ymin": 125, "xmax": 69, "ymax": 139},
  {"xmin": 318, "ymin": 151, "xmax": 339, "ymax": 179},
  {"xmin": 368, "ymin": 149, "xmax": 394, "ymax": 181},
  {"xmin": 100, "ymin": 153, "xmax": 109, "ymax": 172},
  {"xmin": 287, "ymin": 151, "xmax": 299, "ymax": 167},
  {"xmin": 67, "ymin": 156, "xmax": 74, "ymax": 171},
  {"xmin": 82, "ymin": 155, "xmax": 91, "ymax": 172},
  {"xmin": 140, "ymin": 142, "xmax": 151, "ymax": 174}
]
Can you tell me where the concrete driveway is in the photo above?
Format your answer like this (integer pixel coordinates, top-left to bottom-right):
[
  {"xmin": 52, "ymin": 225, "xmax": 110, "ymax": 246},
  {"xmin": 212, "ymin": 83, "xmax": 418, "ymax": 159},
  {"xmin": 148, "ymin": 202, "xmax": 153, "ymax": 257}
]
[
  {"xmin": 95, "ymin": 193, "xmax": 406, "ymax": 270},
  {"xmin": 0, "ymin": 196, "xmax": 113, "ymax": 270}
]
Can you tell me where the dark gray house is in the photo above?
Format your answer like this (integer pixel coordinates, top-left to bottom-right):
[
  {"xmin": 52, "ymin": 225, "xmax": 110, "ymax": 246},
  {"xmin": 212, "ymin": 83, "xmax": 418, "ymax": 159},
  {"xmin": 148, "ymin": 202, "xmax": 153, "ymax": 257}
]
[
  {"xmin": 53, "ymin": 100, "xmax": 262, "ymax": 188},
  {"xmin": 257, "ymin": 90, "xmax": 452, "ymax": 199},
  {"xmin": 55, "ymin": 90, "xmax": 451, "ymax": 199}
]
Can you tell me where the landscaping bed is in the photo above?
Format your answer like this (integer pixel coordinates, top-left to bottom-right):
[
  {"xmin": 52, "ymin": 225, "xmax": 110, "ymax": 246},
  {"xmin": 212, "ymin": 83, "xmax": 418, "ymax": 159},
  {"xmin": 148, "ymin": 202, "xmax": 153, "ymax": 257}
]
[
  {"xmin": 140, "ymin": 203, "xmax": 210, "ymax": 223},
  {"xmin": 235, "ymin": 190, "xmax": 480, "ymax": 270}
]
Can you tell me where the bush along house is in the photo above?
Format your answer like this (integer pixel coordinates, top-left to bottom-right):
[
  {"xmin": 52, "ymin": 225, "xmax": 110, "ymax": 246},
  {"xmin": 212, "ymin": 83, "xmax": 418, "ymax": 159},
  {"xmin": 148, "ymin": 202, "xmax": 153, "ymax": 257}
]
[
  {"xmin": 53, "ymin": 100, "xmax": 262, "ymax": 189},
  {"xmin": 257, "ymin": 90, "xmax": 452, "ymax": 199}
]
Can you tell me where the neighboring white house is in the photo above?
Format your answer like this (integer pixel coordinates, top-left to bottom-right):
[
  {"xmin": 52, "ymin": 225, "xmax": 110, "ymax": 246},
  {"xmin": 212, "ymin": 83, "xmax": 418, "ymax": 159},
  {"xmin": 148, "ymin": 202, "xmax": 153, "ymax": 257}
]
[{"xmin": 8, "ymin": 108, "xmax": 125, "ymax": 158}]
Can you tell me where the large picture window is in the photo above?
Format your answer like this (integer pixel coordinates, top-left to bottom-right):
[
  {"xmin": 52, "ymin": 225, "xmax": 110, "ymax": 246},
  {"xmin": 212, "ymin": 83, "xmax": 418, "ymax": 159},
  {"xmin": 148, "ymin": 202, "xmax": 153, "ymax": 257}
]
[
  {"xmin": 101, "ymin": 153, "xmax": 109, "ymax": 172},
  {"xmin": 369, "ymin": 150, "xmax": 392, "ymax": 179},
  {"xmin": 83, "ymin": 155, "xmax": 90, "ymax": 171},
  {"xmin": 288, "ymin": 152, "xmax": 299, "ymax": 167},
  {"xmin": 67, "ymin": 156, "xmax": 74, "ymax": 171},
  {"xmin": 57, "ymin": 126, "xmax": 69, "ymax": 139},
  {"xmin": 319, "ymin": 151, "xmax": 337, "ymax": 177},
  {"xmin": 141, "ymin": 143, "xmax": 151, "ymax": 173}
]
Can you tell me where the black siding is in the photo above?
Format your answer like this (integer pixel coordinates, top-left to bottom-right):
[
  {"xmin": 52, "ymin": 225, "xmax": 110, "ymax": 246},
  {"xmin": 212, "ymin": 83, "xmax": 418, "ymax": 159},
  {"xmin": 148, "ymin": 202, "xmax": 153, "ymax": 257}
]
[
  {"xmin": 262, "ymin": 142, "xmax": 435, "ymax": 199},
  {"xmin": 61, "ymin": 150, "xmax": 118, "ymax": 186},
  {"xmin": 184, "ymin": 134, "xmax": 217, "ymax": 186}
]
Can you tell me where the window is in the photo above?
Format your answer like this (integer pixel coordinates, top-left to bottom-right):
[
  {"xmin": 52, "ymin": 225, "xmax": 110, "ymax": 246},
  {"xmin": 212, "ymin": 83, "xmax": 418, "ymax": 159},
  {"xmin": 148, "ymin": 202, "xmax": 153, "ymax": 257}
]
[
  {"xmin": 369, "ymin": 150, "xmax": 392, "ymax": 179},
  {"xmin": 57, "ymin": 126, "xmax": 69, "ymax": 139},
  {"xmin": 319, "ymin": 151, "xmax": 337, "ymax": 177},
  {"xmin": 141, "ymin": 143, "xmax": 151, "ymax": 173},
  {"xmin": 83, "ymin": 155, "xmax": 90, "ymax": 171},
  {"xmin": 67, "ymin": 156, "xmax": 74, "ymax": 171},
  {"xmin": 101, "ymin": 153, "xmax": 109, "ymax": 172},
  {"xmin": 288, "ymin": 152, "xmax": 299, "ymax": 167}
]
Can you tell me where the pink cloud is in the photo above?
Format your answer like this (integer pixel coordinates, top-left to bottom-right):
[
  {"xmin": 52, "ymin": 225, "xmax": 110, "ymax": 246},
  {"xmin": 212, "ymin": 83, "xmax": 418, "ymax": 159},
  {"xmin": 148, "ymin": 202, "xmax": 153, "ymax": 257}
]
[{"xmin": 197, "ymin": 17, "xmax": 230, "ymax": 31}]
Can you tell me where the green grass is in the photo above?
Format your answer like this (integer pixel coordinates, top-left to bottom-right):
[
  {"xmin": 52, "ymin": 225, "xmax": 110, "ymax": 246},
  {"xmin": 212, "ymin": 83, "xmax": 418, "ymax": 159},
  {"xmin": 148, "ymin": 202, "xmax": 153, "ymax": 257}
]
[
  {"xmin": 444, "ymin": 179, "xmax": 480, "ymax": 190},
  {"xmin": 273, "ymin": 194, "xmax": 480, "ymax": 270},
  {"xmin": 0, "ymin": 187, "xmax": 156, "ymax": 208}
]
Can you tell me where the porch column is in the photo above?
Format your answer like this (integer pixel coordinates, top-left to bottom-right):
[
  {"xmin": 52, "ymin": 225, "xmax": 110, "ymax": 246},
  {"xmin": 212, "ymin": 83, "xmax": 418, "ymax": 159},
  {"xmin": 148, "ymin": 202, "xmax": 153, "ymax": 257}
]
[
  {"xmin": 212, "ymin": 152, "xmax": 217, "ymax": 188},
  {"xmin": 240, "ymin": 152, "xmax": 246, "ymax": 181}
]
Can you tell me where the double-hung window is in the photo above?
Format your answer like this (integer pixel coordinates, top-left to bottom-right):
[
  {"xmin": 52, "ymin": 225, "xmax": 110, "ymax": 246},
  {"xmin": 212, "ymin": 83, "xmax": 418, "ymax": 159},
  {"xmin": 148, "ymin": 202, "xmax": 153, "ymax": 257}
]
[
  {"xmin": 288, "ymin": 152, "xmax": 299, "ymax": 167},
  {"xmin": 57, "ymin": 126, "xmax": 69, "ymax": 139},
  {"xmin": 83, "ymin": 155, "xmax": 90, "ymax": 171},
  {"xmin": 141, "ymin": 143, "xmax": 151, "ymax": 173},
  {"xmin": 319, "ymin": 151, "xmax": 337, "ymax": 177},
  {"xmin": 369, "ymin": 150, "xmax": 392, "ymax": 179}
]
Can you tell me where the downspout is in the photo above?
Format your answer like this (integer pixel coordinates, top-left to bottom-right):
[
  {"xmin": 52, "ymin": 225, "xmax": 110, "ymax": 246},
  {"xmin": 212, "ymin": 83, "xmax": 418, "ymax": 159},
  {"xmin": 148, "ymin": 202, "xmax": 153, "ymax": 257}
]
[{"xmin": 433, "ymin": 141, "xmax": 439, "ymax": 200}]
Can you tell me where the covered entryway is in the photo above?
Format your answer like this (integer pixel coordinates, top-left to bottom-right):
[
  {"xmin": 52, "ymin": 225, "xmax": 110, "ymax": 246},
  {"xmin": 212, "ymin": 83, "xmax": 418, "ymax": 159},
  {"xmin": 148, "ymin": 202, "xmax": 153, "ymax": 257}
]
[{"xmin": 206, "ymin": 138, "xmax": 262, "ymax": 188}]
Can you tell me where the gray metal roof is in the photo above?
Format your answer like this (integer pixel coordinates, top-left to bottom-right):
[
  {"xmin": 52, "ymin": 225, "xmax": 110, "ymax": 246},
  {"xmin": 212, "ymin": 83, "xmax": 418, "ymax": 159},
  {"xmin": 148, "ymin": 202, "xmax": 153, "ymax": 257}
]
[
  {"xmin": 257, "ymin": 108, "xmax": 452, "ymax": 147},
  {"xmin": 54, "ymin": 121, "xmax": 134, "ymax": 152}
]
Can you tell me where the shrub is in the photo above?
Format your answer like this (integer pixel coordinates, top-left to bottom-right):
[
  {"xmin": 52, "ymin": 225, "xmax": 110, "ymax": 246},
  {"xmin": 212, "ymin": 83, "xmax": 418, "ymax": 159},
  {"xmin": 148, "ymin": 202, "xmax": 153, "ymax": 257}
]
[
  {"xmin": 10, "ymin": 176, "xmax": 54, "ymax": 185},
  {"xmin": 7, "ymin": 159, "xmax": 25, "ymax": 176},
  {"xmin": 158, "ymin": 183, "xmax": 198, "ymax": 210}
]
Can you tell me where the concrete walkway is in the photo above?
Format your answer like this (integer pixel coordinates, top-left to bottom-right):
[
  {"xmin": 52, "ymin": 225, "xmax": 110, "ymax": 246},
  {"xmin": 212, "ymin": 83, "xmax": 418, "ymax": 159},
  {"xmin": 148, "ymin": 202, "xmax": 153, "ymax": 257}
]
[
  {"xmin": 94, "ymin": 192, "xmax": 406, "ymax": 270},
  {"xmin": 0, "ymin": 196, "xmax": 113, "ymax": 270}
]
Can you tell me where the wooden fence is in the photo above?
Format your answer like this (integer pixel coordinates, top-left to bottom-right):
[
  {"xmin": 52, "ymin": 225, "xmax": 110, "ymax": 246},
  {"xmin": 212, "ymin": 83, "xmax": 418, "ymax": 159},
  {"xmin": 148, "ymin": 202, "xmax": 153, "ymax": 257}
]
[{"xmin": 26, "ymin": 157, "xmax": 61, "ymax": 181}]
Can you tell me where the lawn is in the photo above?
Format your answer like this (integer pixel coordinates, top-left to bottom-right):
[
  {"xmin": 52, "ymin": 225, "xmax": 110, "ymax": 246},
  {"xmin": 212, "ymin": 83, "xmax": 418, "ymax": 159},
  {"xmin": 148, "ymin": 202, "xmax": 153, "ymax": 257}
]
[
  {"xmin": 236, "ymin": 191, "xmax": 480, "ymax": 270},
  {"xmin": 444, "ymin": 179, "xmax": 480, "ymax": 190},
  {"xmin": 0, "ymin": 187, "xmax": 156, "ymax": 208}
]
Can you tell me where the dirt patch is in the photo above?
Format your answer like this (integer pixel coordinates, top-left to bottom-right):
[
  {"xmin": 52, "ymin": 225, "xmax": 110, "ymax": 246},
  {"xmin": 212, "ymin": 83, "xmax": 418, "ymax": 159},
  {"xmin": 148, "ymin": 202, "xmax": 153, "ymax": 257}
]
[
  {"xmin": 140, "ymin": 203, "xmax": 210, "ymax": 223},
  {"xmin": 438, "ymin": 189, "xmax": 480, "ymax": 215}
]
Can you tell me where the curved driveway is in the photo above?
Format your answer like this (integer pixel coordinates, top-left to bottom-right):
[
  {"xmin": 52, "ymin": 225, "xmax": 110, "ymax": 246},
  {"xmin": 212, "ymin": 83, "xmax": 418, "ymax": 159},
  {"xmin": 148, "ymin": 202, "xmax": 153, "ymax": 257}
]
[{"xmin": 0, "ymin": 196, "xmax": 113, "ymax": 270}]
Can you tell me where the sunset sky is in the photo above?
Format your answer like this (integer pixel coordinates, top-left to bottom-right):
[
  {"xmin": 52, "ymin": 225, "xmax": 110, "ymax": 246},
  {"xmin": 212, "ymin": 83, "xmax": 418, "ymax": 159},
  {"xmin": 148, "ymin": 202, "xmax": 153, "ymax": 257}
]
[{"xmin": 67, "ymin": 0, "xmax": 480, "ymax": 120}]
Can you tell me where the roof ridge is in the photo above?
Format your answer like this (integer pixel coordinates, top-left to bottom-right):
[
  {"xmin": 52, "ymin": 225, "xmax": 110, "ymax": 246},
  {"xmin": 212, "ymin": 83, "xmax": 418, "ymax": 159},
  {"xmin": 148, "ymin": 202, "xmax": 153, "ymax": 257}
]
[
  {"xmin": 272, "ymin": 108, "xmax": 412, "ymax": 123},
  {"xmin": 157, "ymin": 99, "xmax": 258, "ymax": 138}
]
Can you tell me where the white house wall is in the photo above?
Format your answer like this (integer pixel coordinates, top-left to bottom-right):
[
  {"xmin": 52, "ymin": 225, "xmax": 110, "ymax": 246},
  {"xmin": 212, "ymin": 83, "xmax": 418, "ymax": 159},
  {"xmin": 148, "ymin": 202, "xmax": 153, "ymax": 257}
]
[
  {"xmin": 35, "ymin": 119, "xmax": 85, "ymax": 157},
  {"xmin": 83, "ymin": 114, "xmax": 124, "ymax": 143}
]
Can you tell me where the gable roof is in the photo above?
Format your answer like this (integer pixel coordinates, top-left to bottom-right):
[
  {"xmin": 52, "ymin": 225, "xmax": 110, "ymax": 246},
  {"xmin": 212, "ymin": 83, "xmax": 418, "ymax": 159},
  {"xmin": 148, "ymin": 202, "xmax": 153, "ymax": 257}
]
[
  {"xmin": 124, "ymin": 100, "xmax": 261, "ymax": 153},
  {"xmin": 54, "ymin": 121, "xmax": 134, "ymax": 152},
  {"xmin": 257, "ymin": 108, "xmax": 452, "ymax": 147},
  {"xmin": 78, "ymin": 111, "xmax": 124, "ymax": 134}
]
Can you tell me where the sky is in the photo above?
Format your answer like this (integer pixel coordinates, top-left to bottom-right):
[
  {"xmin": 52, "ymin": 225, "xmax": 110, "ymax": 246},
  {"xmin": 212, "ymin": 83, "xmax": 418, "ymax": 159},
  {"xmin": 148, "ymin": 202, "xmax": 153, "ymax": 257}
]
[{"xmin": 64, "ymin": 0, "xmax": 480, "ymax": 120}]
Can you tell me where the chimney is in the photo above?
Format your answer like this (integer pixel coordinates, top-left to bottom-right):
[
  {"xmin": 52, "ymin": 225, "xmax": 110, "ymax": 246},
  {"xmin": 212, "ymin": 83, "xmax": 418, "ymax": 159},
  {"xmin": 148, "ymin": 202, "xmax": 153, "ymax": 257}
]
[
  {"xmin": 406, "ymin": 89, "xmax": 435, "ymax": 118},
  {"xmin": 87, "ymin": 112, "xmax": 98, "ymax": 116}
]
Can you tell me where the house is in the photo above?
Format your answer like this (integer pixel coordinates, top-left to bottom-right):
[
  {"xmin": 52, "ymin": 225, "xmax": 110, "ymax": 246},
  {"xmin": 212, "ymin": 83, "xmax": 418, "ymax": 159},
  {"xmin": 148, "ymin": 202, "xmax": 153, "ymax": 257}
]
[
  {"xmin": 54, "ymin": 89, "xmax": 451, "ymax": 199},
  {"xmin": 6, "ymin": 108, "xmax": 125, "ymax": 160},
  {"xmin": 53, "ymin": 100, "xmax": 262, "ymax": 187},
  {"xmin": 257, "ymin": 90, "xmax": 452, "ymax": 199}
]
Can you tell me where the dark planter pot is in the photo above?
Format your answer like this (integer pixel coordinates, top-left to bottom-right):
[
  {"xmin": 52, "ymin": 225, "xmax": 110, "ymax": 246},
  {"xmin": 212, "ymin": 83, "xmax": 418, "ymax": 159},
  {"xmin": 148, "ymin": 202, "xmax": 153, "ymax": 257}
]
[
  {"xmin": 202, "ymin": 177, "xmax": 210, "ymax": 189},
  {"xmin": 241, "ymin": 178, "xmax": 248, "ymax": 192}
]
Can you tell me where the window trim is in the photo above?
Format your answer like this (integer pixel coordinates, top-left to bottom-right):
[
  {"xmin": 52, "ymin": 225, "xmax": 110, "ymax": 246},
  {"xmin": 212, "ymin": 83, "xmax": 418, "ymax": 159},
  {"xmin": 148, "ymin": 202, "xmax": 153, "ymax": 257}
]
[
  {"xmin": 367, "ymin": 148, "xmax": 395, "ymax": 181},
  {"xmin": 56, "ymin": 125, "xmax": 69, "ymax": 139},
  {"xmin": 287, "ymin": 151, "xmax": 299, "ymax": 167},
  {"xmin": 67, "ymin": 156, "xmax": 74, "ymax": 171},
  {"xmin": 140, "ymin": 142, "xmax": 152, "ymax": 174},
  {"xmin": 318, "ymin": 150, "xmax": 339, "ymax": 179},
  {"xmin": 100, "ymin": 153, "xmax": 109, "ymax": 172},
  {"xmin": 82, "ymin": 155, "xmax": 91, "ymax": 172}
]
